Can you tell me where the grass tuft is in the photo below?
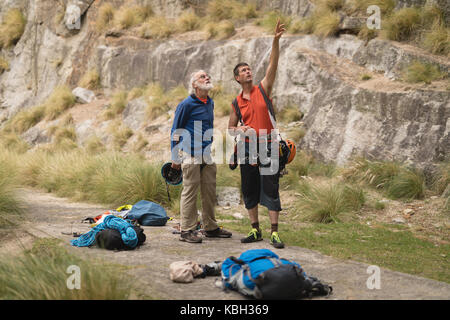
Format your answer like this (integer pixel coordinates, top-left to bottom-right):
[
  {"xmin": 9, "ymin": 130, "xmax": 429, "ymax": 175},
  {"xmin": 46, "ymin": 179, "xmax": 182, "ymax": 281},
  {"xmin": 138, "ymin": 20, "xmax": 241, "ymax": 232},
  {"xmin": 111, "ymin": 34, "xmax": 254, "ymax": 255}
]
[
  {"xmin": 78, "ymin": 69, "xmax": 101, "ymax": 90},
  {"xmin": 402, "ymin": 61, "xmax": 446, "ymax": 84},
  {"xmin": 0, "ymin": 56, "xmax": 9, "ymax": 74},
  {"xmin": 0, "ymin": 9, "xmax": 26, "ymax": 48},
  {"xmin": 295, "ymin": 181, "xmax": 365, "ymax": 223},
  {"xmin": 44, "ymin": 86, "xmax": 77, "ymax": 121},
  {"xmin": 0, "ymin": 238, "xmax": 133, "ymax": 299}
]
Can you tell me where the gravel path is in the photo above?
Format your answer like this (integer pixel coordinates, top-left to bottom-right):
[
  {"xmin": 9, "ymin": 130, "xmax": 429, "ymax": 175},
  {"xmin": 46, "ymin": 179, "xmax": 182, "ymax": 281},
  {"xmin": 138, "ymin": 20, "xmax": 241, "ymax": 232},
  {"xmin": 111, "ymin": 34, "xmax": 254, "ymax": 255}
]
[{"xmin": 9, "ymin": 188, "xmax": 450, "ymax": 300}]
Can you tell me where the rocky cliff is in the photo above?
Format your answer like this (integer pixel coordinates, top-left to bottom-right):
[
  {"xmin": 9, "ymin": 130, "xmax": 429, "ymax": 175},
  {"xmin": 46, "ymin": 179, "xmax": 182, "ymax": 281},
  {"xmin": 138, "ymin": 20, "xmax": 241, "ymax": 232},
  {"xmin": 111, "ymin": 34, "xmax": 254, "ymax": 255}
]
[{"xmin": 0, "ymin": 0, "xmax": 448, "ymax": 168}]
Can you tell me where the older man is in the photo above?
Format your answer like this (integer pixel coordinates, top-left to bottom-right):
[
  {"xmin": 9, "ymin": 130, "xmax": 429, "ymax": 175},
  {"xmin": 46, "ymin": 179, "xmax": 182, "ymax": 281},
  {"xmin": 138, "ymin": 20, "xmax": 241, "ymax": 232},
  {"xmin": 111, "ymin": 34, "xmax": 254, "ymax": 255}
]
[{"xmin": 170, "ymin": 70, "xmax": 232, "ymax": 243}]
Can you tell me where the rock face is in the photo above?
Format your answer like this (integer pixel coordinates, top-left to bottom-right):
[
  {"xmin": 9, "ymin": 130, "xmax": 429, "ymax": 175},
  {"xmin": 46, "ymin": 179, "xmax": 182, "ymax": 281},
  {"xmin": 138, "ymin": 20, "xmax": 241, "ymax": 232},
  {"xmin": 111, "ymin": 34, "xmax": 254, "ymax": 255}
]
[{"xmin": 0, "ymin": 0, "xmax": 448, "ymax": 168}]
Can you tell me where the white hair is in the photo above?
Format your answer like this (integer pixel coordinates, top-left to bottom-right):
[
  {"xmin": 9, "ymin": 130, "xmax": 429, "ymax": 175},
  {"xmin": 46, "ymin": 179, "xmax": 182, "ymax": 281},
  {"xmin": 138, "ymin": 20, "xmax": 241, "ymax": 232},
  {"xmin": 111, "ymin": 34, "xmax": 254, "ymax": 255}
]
[{"xmin": 188, "ymin": 70, "xmax": 212, "ymax": 95}]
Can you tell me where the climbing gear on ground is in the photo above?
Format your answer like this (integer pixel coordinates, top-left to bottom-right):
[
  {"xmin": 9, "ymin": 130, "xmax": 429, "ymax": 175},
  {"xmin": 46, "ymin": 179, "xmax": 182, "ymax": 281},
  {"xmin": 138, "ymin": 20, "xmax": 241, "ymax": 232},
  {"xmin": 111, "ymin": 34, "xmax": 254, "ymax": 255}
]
[{"xmin": 221, "ymin": 249, "xmax": 333, "ymax": 300}]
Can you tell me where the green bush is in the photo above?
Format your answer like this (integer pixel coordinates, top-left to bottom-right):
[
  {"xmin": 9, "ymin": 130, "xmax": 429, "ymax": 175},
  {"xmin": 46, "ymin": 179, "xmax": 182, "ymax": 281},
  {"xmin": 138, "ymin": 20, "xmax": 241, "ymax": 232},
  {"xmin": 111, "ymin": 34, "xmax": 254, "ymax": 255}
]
[
  {"xmin": 295, "ymin": 182, "xmax": 365, "ymax": 223},
  {"xmin": 387, "ymin": 168, "xmax": 425, "ymax": 200}
]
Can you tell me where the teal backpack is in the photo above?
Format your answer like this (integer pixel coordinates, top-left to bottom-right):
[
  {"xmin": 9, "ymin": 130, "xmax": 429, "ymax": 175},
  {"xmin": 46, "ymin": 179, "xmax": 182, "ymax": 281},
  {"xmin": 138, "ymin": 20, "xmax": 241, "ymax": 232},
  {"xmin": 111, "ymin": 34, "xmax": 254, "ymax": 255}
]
[{"xmin": 221, "ymin": 249, "xmax": 332, "ymax": 300}]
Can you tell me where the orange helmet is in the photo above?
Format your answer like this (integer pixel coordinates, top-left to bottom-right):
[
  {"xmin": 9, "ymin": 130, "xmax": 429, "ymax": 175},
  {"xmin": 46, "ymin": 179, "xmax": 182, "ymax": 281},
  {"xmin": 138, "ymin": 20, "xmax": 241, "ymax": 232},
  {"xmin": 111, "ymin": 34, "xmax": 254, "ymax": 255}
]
[{"xmin": 280, "ymin": 139, "xmax": 296, "ymax": 165}]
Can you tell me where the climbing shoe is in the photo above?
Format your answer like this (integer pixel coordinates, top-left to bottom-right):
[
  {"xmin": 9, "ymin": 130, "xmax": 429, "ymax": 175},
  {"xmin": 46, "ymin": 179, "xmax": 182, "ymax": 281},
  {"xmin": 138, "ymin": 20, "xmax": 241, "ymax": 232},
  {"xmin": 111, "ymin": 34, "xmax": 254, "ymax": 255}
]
[
  {"xmin": 270, "ymin": 232, "xmax": 285, "ymax": 249},
  {"xmin": 241, "ymin": 228, "xmax": 263, "ymax": 243},
  {"xmin": 205, "ymin": 227, "xmax": 232, "ymax": 238},
  {"xmin": 180, "ymin": 230, "xmax": 202, "ymax": 243}
]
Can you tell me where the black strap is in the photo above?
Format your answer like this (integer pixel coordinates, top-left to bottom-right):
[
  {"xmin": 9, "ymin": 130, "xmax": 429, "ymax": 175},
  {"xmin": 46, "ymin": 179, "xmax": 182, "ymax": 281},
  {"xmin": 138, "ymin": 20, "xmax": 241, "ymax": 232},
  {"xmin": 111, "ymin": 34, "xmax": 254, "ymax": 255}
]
[
  {"xmin": 258, "ymin": 84, "xmax": 277, "ymax": 122},
  {"xmin": 232, "ymin": 98, "xmax": 244, "ymax": 126}
]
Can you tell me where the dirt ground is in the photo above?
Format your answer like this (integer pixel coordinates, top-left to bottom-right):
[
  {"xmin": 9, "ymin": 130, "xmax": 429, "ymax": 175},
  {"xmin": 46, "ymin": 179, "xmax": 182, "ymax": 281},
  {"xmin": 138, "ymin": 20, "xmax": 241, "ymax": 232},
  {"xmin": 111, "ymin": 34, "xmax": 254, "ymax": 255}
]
[{"xmin": 2, "ymin": 187, "xmax": 449, "ymax": 300}]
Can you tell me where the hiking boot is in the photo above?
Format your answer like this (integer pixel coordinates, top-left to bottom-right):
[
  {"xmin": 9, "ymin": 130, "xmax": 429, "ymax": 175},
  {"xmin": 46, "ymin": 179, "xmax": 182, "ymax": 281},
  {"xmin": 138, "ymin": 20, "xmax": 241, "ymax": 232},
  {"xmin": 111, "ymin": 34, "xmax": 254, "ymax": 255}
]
[
  {"xmin": 270, "ymin": 232, "xmax": 285, "ymax": 249},
  {"xmin": 179, "ymin": 230, "xmax": 202, "ymax": 243},
  {"xmin": 205, "ymin": 227, "xmax": 232, "ymax": 238},
  {"xmin": 241, "ymin": 228, "xmax": 263, "ymax": 243}
]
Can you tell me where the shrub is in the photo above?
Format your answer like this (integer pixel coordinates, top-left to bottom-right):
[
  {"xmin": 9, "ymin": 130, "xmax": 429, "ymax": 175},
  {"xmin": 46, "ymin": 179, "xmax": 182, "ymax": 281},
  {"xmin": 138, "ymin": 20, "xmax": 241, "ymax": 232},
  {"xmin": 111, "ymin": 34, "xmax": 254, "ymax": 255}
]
[
  {"xmin": 0, "ymin": 56, "xmax": 9, "ymax": 74},
  {"xmin": 84, "ymin": 135, "xmax": 106, "ymax": 154},
  {"xmin": 346, "ymin": 0, "xmax": 396, "ymax": 15},
  {"xmin": 78, "ymin": 69, "xmax": 100, "ymax": 90},
  {"xmin": 145, "ymin": 83, "xmax": 187, "ymax": 120},
  {"xmin": 421, "ymin": 22, "xmax": 450, "ymax": 56},
  {"xmin": 0, "ymin": 151, "xmax": 23, "ymax": 227},
  {"xmin": 295, "ymin": 182, "xmax": 365, "ymax": 223},
  {"xmin": 114, "ymin": 5, "xmax": 150, "ymax": 30},
  {"xmin": 96, "ymin": 3, "xmax": 115, "ymax": 31},
  {"xmin": 44, "ymin": 86, "xmax": 77, "ymax": 121},
  {"xmin": 322, "ymin": 0, "xmax": 345, "ymax": 11},
  {"xmin": 431, "ymin": 162, "xmax": 450, "ymax": 196},
  {"xmin": 6, "ymin": 104, "xmax": 46, "ymax": 134},
  {"xmin": 358, "ymin": 25, "xmax": 378, "ymax": 42},
  {"xmin": 177, "ymin": 10, "xmax": 201, "ymax": 32},
  {"xmin": 111, "ymin": 90, "xmax": 128, "ymax": 115},
  {"xmin": 288, "ymin": 6, "xmax": 339, "ymax": 38},
  {"xmin": 255, "ymin": 11, "xmax": 292, "ymax": 33},
  {"xmin": 402, "ymin": 61, "xmax": 446, "ymax": 84},
  {"xmin": 342, "ymin": 158, "xmax": 400, "ymax": 189},
  {"xmin": 0, "ymin": 9, "xmax": 26, "ymax": 48},
  {"xmin": 205, "ymin": 20, "xmax": 235, "ymax": 39},
  {"xmin": 278, "ymin": 105, "xmax": 303, "ymax": 123},
  {"xmin": 0, "ymin": 238, "xmax": 133, "ymax": 299},
  {"xmin": 0, "ymin": 132, "xmax": 30, "ymax": 154},
  {"xmin": 387, "ymin": 168, "xmax": 425, "ymax": 200},
  {"xmin": 382, "ymin": 7, "xmax": 422, "ymax": 41},
  {"xmin": 138, "ymin": 16, "xmax": 174, "ymax": 39},
  {"xmin": 313, "ymin": 8, "xmax": 341, "ymax": 38},
  {"xmin": 207, "ymin": 0, "xmax": 235, "ymax": 21}
]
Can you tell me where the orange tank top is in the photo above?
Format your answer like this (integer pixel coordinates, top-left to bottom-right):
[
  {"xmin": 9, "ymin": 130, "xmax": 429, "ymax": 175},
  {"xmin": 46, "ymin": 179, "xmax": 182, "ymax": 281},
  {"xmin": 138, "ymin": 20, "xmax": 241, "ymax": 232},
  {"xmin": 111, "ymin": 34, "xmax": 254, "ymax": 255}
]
[{"xmin": 233, "ymin": 84, "xmax": 274, "ymax": 136}]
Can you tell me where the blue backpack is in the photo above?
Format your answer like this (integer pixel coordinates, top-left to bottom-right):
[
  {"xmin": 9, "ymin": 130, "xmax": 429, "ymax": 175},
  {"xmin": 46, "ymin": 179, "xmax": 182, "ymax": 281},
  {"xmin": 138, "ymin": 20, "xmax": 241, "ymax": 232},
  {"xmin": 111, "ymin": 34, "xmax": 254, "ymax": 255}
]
[
  {"xmin": 126, "ymin": 200, "xmax": 169, "ymax": 226},
  {"xmin": 221, "ymin": 249, "xmax": 332, "ymax": 300}
]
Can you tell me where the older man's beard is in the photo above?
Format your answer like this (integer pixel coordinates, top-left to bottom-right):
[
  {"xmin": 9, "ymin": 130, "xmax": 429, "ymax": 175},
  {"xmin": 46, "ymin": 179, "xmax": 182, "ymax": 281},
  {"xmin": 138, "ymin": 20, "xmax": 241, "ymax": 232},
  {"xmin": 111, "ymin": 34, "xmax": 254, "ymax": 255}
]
[{"xmin": 197, "ymin": 82, "xmax": 214, "ymax": 91}]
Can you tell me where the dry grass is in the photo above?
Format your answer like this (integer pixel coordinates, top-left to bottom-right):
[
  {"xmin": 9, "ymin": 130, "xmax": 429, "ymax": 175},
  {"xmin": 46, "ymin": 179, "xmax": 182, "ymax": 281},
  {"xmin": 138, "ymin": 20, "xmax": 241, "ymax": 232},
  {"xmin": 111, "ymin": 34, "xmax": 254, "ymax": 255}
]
[
  {"xmin": 0, "ymin": 9, "xmax": 26, "ymax": 48},
  {"xmin": 114, "ymin": 5, "xmax": 152, "ymax": 30},
  {"xmin": 382, "ymin": 7, "xmax": 422, "ymax": 41},
  {"xmin": 345, "ymin": 0, "xmax": 396, "ymax": 15},
  {"xmin": 255, "ymin": 10, "xmax": 292, "ymax": 34},
  {"xmin": 289, "ymin": 5, "xmax": 339, "ymax": 38},
  {"xmin": 402, "ymin": 61, "xmax": 446, "ymax": 84},
  {"xmin": 84, "ymin": 135, "xmax": 106, "ymax": 154},
  {"xmin": 0, "ymin": 56, "xmax": 9, "ymax": 74},
  {"xmin": 0, "ymin": 238, "xmax": 133, "ymax": 299},
  {"xmin": 205, "ymin": 20, "xmax": 236, "ymax": 40},
  {"xmin": 421, "ymin": 22, "xmax": 450, "ymax": 56},
  {"xmin": 78, "ymin": 69, "xmax": 100, "ymax": 90},
  {"xmin": 4, "ymin": 105, "xmax": 46, "ymax": 134},
  {"xmin": 96, "ymin": 2, "xmax": 115, "ymax": 31},
  {"xmin": 176, "ymin": 10, "xmax": 201, "ymax": 32},
  {"xmin": 43, "ymin": 86, "xmax": 77, "ymax": 121},
  {"xmin": 145, "ymin": 83, "xmax": 188, "ymax": 120},
  {"xmin": 278, "ymin": 105, "xmax": 303, "ymax": 123},
  {"xmin": 138, "ymin": 16, "xmax": 174, "ymax": 39}
]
